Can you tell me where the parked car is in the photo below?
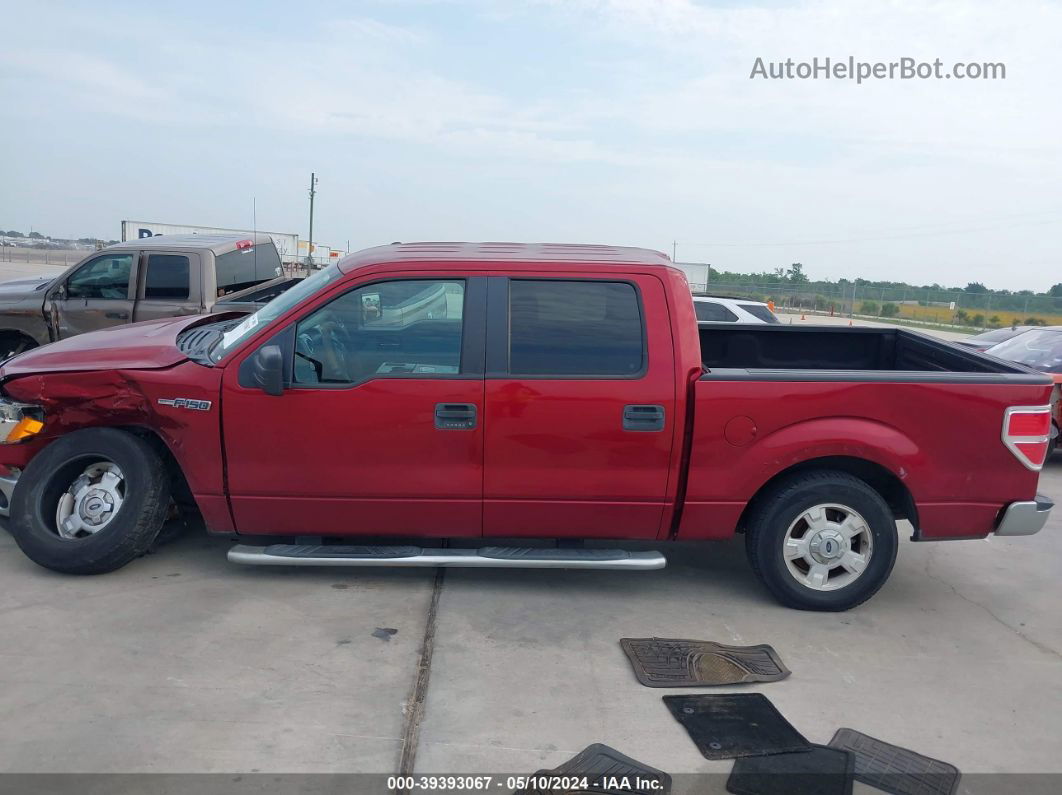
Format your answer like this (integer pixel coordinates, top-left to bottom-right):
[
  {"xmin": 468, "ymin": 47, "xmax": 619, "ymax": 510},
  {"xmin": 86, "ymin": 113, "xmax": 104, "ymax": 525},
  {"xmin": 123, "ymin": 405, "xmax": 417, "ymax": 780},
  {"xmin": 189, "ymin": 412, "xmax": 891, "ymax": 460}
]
[
  {"xmin": 0, "ymin": 243, "xmax": 1053, "ymax": 611},
  {"xmin": 984, "ymin": 327, "xmax": 1062, "ymax": 455},
  {"xmin": 956, "ymin": 325, "xmax": 1033, "ymax": 352},
  {"xmin": 693, "ymin": 295, "xmax": 779, "ymax": 324},
  {"xmin": 0, "ymin": 234, "xmax": 291, "ymax": 359}
]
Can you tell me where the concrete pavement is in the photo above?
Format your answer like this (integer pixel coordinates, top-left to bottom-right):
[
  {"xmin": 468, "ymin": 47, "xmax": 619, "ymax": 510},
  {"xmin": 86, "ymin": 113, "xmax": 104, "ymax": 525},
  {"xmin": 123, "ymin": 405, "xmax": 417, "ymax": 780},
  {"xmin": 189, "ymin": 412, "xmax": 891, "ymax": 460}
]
[{"xmin": 1, "ymin": 465, "xmax": 1059, "ymax": 777}]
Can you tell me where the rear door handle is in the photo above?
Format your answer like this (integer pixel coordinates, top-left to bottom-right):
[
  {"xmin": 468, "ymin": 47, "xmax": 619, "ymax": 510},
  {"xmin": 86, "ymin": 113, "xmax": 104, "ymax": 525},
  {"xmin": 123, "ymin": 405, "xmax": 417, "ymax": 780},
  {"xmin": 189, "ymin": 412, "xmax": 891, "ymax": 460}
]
[
  {"xmin": 435, "ymin": 403, "xmax": 477, "ymax": 430},
  {"xmin": 623, "ymin": 404, "xmax": 665, "ymax": 431},
  {"xmin": 105, "ymin": 311, "xmax": 129, "ymax": 320}
]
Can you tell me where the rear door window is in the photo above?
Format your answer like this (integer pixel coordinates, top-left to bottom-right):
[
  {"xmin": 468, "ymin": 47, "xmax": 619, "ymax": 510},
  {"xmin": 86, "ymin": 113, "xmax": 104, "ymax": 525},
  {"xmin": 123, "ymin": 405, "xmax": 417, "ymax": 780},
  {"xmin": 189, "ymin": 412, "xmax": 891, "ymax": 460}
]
[
  {"xmin": 508, "ymin": 280, "xmax": 644, "ymax": 376},
  {"xmin": 143, "ymin": 254, "xmax": 190, "ymax": 299},
  {"xmin": 694, "ymin": 300, "xmax": 739, "ymax": 322},
  {"xmin": 738, "ymin": 304, "xmax": 780, "ymax": 323}
]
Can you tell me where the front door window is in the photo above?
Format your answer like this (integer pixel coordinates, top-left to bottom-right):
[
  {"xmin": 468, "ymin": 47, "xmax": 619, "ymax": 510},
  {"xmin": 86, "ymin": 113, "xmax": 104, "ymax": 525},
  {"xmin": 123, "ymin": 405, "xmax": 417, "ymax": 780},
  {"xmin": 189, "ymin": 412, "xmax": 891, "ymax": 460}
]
[
  {"xmin": 293, "ymin": 280, "xmax": 465, "ymax": 385},
  {"xmin": 66, "ymin": 253, "xmax": 134, "ymax": 300}
]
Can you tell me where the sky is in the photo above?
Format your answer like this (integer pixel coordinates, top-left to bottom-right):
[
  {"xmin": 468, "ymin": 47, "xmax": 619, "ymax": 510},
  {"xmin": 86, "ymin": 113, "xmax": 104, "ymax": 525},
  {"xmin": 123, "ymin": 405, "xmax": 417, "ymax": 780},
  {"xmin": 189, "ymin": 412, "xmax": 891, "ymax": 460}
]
[{"xmin": 1, "ymin": 0, "xmax": 1060, "ymax": 290}]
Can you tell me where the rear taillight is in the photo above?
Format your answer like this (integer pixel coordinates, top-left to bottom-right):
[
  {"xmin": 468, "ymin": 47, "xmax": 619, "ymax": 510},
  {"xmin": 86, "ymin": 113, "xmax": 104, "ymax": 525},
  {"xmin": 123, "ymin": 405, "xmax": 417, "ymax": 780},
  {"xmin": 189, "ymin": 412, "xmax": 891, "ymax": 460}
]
[{"xmin": 1002, "ymin": 405, "xmax": 1052, "ymax": 470}]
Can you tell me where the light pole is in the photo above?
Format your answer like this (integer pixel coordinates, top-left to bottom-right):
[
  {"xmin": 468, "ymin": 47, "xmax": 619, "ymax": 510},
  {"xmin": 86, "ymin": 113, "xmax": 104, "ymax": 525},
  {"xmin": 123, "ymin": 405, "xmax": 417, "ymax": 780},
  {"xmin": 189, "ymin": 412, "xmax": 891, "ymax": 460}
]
[{"xmin": 306, "ymin": 172, "xmax": 318, "ymax": 269}]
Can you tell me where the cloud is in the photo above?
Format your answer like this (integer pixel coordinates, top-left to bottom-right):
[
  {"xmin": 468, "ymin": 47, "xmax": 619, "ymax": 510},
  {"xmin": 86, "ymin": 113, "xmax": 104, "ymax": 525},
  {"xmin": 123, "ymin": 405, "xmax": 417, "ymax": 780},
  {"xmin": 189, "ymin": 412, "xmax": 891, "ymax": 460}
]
[{"xmin": 2, "ymin": 0, "xmax": 1060, "ymax": 288}]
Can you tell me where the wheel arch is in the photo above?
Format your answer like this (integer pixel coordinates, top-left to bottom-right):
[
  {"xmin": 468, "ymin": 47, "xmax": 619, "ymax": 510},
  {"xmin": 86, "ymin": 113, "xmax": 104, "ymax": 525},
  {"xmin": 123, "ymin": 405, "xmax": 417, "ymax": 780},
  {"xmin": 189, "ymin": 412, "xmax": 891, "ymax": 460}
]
[
  {"xmin": 737, "ymin": 455, "xmax": 918, "ymax": 535},
  {"xmin": 0, "ymin": 328, "xmax": 42, "ymax": 354},
  {"xmin": 112, "ymin": 425, "xmax": 196, "ymax": 510}
]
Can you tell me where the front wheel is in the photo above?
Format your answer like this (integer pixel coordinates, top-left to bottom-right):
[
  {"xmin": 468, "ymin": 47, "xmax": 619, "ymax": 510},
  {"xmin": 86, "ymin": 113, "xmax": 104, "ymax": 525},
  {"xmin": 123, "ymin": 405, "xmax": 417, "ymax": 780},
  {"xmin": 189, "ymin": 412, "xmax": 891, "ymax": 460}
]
[
  {"xmin": 10, "ymin": 428, "xmax": 171, "ymax": 574},
  {"xmin": 745, "ymin": 470, "xmax": 898, "ymax": 611}
]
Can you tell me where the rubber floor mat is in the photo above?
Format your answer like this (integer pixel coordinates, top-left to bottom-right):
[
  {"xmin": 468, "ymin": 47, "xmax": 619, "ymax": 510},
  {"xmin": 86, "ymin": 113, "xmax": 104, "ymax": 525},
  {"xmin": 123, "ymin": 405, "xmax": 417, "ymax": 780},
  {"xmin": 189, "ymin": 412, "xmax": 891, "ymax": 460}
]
[
  {"xmin": 828, "ymin": 728, "xmax": 960, "ymax": 795},
  {"xmin": 620, "ymin": 638, "xmax": 791, "ymax": 687},
  {"xmin": 727, "ymin": 745, "xmax": 855, "ymax": 795},
  {"xmin": 663, "ymin": 693, "xmax": 811, "ymax": 760},
  {"xmin": 515, "ymin": 744, "xmax": 671, "ymax": 795}
]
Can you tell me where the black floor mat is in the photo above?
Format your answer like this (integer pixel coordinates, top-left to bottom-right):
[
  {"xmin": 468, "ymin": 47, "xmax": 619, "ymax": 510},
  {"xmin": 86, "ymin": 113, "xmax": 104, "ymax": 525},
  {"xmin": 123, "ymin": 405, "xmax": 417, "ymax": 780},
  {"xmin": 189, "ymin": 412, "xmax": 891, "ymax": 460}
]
[
  {"xmin": 727, "ymin": 744, "xmax": 855, "ymax": 795},
  {"xmin": 828, "ymin": 728, "xmax": 960, "ymax": 795},
  {"xmin": 663, "ymin": 693, "xmax": 811, "ymax": 760},
  {"xmin": 515, "ymin": 744, "xmax": 671, "ymax": 795},
  {"xmin": 621, "ymin": 638, "xmax": 791, "ymax": 687}
]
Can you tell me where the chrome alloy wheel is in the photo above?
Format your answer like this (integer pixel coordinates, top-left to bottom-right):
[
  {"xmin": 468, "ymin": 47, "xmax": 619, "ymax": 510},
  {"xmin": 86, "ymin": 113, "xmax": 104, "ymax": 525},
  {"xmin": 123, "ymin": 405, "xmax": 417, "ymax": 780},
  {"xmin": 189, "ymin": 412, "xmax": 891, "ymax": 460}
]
[
  {"xmin": 782, "ymin": 503, "xmax": 873, "ymax": 591},
  {"xmin": 54, "ymin": 462, "xmax": 125, "ymax": 540}
]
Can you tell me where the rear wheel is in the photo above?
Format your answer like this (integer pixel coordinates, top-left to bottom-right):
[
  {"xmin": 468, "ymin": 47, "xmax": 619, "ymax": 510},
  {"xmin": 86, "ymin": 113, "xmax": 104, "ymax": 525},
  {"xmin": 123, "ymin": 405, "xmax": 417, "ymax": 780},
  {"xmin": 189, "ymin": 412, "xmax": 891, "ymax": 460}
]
[
  {"xmin": 745, "ymin": 470, "xmax": 898, "ymax": 611},
  {"xmin": 10, "ymin": 428, "xmax": 170, "ymax": 574}
]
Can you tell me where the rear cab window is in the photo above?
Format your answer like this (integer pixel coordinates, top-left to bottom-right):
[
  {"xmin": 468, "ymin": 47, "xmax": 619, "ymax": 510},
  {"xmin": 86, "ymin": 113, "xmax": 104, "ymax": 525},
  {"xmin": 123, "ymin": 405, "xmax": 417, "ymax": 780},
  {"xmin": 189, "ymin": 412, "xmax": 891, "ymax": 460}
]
[
  {"xmin": 508, "ymin": 280, "xmax": 644, "ymax": 376},
  {"xmin": 215, "ymin": 243, "xmax": 283, "ymax": 296}
]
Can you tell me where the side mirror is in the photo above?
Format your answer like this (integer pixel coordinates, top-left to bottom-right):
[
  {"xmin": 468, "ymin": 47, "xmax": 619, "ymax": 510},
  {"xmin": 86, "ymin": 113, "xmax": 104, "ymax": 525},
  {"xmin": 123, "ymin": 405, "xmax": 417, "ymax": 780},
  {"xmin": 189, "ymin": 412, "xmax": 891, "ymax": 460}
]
[
  {"xmin": 55, "ymin": 283, "xmax": 67, "ymax": 300},
  {"xmin": 253, "ymin": 345, "xmax": 284, "ymax": 396}
]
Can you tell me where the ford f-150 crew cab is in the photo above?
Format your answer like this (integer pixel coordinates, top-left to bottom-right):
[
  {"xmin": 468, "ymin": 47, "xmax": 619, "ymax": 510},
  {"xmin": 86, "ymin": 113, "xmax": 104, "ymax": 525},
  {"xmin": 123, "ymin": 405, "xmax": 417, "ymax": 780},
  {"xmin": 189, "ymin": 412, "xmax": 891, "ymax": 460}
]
[
  {"xmin": 0, "ymin": 234, "xmax": 289, "ymax": 359},
  {"xmin": 0, "ymin": 243, "xmax": 1053, "ymax": 610}
]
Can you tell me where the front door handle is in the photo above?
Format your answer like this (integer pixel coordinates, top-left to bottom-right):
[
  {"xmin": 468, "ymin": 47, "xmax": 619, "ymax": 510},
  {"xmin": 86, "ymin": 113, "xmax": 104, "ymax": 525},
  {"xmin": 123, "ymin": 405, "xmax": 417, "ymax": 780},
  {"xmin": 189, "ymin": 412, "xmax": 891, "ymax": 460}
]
[
  {"xmin": 435, "ymin": 403, "xmax": 477, "ymax": 430},
  {"xmin": 623, "ymin": 404, "xmax": 665, "ymax": 432},
  {"xmin": 105, "ymin": 311, "xmax": 129, "ymax": 320}
]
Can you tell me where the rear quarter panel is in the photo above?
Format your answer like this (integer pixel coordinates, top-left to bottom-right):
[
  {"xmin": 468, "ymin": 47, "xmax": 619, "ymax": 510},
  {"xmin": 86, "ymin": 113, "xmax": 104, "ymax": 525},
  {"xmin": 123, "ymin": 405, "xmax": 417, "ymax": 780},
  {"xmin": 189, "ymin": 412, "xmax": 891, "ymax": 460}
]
[{"xmin": 678, "ymin": 378, "xmax": 1052, "ymax": 540}]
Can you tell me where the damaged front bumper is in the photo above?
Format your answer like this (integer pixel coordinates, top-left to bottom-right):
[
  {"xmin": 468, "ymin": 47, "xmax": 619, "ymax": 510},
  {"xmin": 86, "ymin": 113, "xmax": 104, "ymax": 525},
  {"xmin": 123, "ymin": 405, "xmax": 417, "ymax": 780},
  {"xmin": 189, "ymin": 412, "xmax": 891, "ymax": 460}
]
[
  {"xmin": 0, "ymin": 396, "xmax": 44, "ymax": 518},
  {"xmin": 0, "ymin": 397, "xmax": 44, "ymax": 444},
  {"xmin": 0, "ymin": 467, "xmax": 18, "ymax": 518},
  {"xmin": 995, "ymin": 494, "xmax": 1053, "ymax": 537}
]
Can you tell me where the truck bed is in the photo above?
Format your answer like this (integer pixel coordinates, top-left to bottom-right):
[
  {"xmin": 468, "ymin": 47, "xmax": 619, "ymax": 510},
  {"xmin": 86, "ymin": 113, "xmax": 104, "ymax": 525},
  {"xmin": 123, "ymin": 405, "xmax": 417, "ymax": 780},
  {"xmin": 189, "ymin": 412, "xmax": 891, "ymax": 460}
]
[
  {"xmin": 683, "ymin": 322, "xmax": 1051, "ymax": 544},
  {"xmin": 698, "ymin": 324, "xmax": 1042, "ymax": 381}
]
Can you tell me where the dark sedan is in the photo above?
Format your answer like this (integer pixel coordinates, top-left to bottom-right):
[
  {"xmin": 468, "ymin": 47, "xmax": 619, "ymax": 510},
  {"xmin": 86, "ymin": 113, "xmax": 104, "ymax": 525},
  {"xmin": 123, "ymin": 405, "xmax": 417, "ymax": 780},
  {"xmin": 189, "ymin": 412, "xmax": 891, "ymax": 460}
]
[{"xmin": 957, "ymin": 325, "xmax": 1033, "ymax": 352}]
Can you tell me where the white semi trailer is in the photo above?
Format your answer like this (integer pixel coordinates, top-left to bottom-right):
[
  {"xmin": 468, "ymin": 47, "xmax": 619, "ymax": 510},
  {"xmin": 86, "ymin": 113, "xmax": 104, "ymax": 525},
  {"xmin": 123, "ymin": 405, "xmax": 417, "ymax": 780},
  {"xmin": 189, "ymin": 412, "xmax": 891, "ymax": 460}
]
[{"xmin": 121, "ymin": 220, "xmax": 300, "ymax": 264}]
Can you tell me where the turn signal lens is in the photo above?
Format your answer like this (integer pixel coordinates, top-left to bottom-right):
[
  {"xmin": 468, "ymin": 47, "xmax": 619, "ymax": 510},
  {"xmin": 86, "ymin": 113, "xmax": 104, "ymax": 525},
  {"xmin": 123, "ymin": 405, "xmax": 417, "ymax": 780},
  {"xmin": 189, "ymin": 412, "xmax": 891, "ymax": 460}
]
[{"xmin": 5, "ymin": 417, "xmax": 43, "ymax": 443}]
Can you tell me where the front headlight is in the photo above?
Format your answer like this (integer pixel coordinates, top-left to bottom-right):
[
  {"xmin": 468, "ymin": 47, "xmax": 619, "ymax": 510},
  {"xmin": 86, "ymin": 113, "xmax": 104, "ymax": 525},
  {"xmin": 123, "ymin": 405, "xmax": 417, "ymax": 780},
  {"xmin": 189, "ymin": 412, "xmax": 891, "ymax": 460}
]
[{"xmin": 0, "ymin": 399, "xmax": 44, "ymax": 444}]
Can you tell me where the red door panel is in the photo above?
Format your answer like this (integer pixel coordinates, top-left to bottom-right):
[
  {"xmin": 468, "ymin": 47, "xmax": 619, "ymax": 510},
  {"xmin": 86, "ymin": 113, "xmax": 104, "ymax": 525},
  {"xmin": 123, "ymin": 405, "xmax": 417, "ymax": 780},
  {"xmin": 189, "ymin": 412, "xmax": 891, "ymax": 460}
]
[
  {"xmin": 220, "ymin": 273, "xmax": 486, "ymax": 537},
  {"xmin": 222, "ymin": 378, "xmax": 484, "ymax": 536},
  {"xmin": 483, "ymin": 274, "xmax": 676, "ymax": 539}
]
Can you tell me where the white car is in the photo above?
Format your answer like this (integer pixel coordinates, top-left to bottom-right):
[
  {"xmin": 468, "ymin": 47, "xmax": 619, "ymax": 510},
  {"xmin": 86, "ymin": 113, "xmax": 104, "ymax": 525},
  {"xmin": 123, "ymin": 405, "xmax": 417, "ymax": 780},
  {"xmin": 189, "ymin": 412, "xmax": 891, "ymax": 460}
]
[{"xmin": 693, "ymin": 295, "xmax": 779, "ymax": 324}]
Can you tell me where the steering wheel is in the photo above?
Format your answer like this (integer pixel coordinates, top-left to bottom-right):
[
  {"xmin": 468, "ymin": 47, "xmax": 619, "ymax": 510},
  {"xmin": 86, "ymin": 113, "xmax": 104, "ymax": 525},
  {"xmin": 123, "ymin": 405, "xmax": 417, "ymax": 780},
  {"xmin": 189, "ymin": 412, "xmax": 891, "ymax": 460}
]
[{"xmin": 315, "ymin": 318, "xmax": 355, "ymax": 382}]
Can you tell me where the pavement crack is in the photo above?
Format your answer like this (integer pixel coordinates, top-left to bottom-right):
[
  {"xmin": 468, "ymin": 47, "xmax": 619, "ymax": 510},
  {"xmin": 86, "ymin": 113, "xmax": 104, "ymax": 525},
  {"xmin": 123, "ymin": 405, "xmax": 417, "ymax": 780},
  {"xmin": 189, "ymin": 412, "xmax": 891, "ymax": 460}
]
[
  {"xmin": 923, "ymin": 549, "xmax": 1061, "ymax": 661},
  {"xmin": 398, "ymin": 567, "xmax": 446, "ymax": 778}
]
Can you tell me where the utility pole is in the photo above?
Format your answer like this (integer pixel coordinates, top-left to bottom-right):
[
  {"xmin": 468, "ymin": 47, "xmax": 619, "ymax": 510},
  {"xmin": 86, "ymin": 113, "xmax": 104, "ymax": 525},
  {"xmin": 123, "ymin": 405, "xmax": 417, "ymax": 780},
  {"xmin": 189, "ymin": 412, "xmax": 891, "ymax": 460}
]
[
  {"xmin": 306, "ymin": 172, "xmax": 318, "ymax": 269},
  {"xmin": 672, "ymin": 241, "xmax": 677, "ymax": 262}
]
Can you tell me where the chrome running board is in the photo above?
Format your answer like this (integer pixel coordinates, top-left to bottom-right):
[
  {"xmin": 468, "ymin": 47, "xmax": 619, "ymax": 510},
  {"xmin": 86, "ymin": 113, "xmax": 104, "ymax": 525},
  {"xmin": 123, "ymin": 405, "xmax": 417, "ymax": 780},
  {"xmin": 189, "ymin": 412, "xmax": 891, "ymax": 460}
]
[{"xmin": 227, "ymin": 544, "xmax": 666, "ymax": 570}]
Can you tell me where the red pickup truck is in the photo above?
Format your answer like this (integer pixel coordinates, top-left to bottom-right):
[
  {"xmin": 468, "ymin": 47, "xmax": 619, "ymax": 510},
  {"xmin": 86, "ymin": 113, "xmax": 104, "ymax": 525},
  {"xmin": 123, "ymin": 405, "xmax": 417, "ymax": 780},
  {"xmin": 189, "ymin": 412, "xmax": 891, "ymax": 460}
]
[{"xmin": 0, "ymin": 243, "xmax": 1053, "ymax": 610}]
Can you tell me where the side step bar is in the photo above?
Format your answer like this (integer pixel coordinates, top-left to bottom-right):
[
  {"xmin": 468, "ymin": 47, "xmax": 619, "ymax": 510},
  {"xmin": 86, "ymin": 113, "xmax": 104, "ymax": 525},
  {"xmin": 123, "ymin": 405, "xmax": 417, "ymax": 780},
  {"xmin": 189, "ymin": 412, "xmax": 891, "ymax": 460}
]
[{"xmin": 228, "ymin": 544, "xmax": 666, "ymax": 571}]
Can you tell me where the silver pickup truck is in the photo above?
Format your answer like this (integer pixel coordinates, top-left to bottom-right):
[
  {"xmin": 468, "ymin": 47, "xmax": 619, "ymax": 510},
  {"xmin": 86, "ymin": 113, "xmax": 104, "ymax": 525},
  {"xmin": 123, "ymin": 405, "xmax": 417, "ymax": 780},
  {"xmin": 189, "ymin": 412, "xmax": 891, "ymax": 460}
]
[{"xmin": 0, "ymin": 234, "xmax": 297, "ymax": 359}]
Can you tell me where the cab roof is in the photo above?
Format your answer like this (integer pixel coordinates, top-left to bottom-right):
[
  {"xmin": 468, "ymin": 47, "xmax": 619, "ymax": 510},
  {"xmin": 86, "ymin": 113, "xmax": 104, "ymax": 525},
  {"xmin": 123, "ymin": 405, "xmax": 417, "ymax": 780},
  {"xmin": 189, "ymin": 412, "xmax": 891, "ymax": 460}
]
[
  {"xmin": 339, "ymin": 242, "xmax": 674, "ymax": 274},
  {"xmin": 108, "ymin": 232, "xmax": 276, "ymax": 254}
]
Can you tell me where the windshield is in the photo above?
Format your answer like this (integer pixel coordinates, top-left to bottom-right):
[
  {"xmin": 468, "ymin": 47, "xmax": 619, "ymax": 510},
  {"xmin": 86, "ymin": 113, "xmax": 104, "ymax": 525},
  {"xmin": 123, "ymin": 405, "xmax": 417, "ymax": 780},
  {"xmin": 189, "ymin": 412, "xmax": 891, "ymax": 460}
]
[
  {"xmin": 210, "ymin": 264, "xmax": 343, "ymax": 361},
  {"xmin": 986, "ymin": 329, "xmax": 1062, "ymax": 373}
]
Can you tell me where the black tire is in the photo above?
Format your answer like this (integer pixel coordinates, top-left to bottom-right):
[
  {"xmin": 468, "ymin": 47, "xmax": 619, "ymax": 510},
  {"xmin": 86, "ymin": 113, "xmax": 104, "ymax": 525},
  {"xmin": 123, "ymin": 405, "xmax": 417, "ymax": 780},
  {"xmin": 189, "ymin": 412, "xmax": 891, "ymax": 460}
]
[
  {"xmin": 745, "ymin": 470, "xmax": 898, "ymax": 611},
  {"xmin": 9, "ymin": 428, "xmax": 170, "ymax": 574}
]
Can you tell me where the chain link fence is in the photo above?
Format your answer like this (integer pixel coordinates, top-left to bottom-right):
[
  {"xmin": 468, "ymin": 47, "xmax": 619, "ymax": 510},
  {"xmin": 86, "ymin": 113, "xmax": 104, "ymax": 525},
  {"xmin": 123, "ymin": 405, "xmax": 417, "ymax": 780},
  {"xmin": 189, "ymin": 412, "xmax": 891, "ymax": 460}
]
[{"xmin": 685, "ymin": 279, "xmax": 1062, "ymax": 330}]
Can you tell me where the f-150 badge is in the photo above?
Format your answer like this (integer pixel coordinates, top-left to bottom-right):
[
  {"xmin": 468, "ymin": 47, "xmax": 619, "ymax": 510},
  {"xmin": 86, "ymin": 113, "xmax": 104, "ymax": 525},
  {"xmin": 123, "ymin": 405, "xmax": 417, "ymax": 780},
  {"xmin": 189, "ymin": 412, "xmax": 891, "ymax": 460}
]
[{"xmin": 158, "ymin": 398, "xmax": 212, "ymax": 411}]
